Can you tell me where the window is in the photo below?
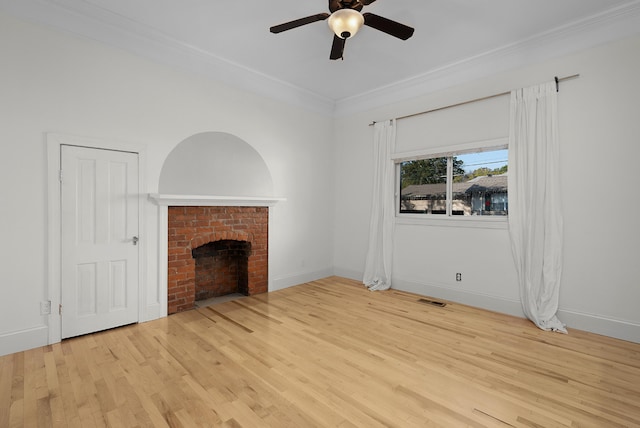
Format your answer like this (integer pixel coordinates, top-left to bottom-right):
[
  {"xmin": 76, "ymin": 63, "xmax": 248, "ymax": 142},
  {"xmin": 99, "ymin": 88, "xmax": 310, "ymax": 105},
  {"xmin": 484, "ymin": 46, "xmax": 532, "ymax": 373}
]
[{"xmin": 398, "ymin": 147, "xmax": 508, "ymax": 217}]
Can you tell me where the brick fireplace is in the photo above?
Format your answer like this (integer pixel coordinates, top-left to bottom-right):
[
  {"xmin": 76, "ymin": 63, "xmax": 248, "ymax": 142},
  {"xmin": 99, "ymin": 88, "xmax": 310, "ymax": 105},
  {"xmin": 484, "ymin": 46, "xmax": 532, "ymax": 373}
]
[{"xmin": 167, "ymin": 206, "xmax": 268, "ymax": 314}]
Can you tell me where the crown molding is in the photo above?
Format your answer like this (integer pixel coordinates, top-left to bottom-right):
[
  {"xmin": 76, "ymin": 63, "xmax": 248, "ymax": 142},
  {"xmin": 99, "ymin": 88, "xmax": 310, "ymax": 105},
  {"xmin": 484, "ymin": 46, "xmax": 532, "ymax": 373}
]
[
  {"xmin": 0, "ymin": 0, "xmax": 337, "ymax": 116},
  {"xmin": 333, "ymin": 1, "xmax": 640, "ymax": 117},
  {"xmin": 2, "ymin": 0, "xmax": 639, "ymax": 118}
]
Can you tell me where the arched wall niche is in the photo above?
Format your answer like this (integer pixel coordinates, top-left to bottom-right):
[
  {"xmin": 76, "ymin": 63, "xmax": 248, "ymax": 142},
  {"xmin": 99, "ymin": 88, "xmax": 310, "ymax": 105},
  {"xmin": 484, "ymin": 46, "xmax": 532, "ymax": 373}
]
[{"xmin": 159, "ymin": 132, "xmax": 274, "ymax": 197}]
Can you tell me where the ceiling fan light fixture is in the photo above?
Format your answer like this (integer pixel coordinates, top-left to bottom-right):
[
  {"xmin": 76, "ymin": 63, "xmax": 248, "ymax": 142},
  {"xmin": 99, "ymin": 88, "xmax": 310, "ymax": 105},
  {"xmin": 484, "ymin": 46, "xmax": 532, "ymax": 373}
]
[{"xmin": 328, "ymin": 9, "xmax": 364, "ymax": 39}]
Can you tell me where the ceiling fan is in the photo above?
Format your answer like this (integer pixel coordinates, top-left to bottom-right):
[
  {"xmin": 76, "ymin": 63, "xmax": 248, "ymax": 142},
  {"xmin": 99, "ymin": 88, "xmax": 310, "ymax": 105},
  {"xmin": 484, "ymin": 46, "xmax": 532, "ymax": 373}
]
[{"xmin": 270, "ymin": 0, "xmax": 414, "ymax": 60}]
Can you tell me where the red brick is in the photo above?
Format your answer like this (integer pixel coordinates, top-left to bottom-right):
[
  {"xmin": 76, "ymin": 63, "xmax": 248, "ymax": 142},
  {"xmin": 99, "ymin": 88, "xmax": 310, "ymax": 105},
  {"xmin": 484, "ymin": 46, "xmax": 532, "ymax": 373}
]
[{"xmin": 167, "ymin": 205, "xmax": 269, "ymax": 314}]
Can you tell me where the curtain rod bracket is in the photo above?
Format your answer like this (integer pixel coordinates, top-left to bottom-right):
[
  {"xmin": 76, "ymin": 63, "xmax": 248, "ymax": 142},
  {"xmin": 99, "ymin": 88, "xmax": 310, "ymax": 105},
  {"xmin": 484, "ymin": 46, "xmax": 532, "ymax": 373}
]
[{"xmin": 555, "ymin": 76, "xmax": 559, "ymax": 92}]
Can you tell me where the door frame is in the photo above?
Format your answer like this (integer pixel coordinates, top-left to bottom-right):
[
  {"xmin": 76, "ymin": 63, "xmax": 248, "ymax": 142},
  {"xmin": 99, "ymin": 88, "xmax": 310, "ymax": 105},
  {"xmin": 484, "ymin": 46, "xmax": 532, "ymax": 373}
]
[{"xmin": 46, "ymin": 133, "xmax": 147, "ymax": 345}]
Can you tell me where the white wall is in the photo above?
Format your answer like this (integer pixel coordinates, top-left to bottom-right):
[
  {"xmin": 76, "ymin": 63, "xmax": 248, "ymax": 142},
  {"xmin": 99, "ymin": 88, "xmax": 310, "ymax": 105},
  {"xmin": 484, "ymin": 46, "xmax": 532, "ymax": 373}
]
[
  {"xmin": 0, "ymin": 11, "xmax": 335, "ymax": 356},
  {"xmin": 158, "ymin": 132, "xmax": 275, "ymax": 197},
  {"xmin": 2, "ymin": 10, "xmax": 639, "ymax": 356},
  {"xmin": 334, "ymin": 34, "xmax": 640, "ymax": 343}
]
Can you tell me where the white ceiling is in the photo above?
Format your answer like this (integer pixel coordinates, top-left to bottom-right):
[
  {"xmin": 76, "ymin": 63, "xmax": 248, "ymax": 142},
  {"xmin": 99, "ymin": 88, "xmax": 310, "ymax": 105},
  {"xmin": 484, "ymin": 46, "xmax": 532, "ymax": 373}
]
[{"xmin": 2, "ymin": 0, "xmax": 640, "ymax": 115}]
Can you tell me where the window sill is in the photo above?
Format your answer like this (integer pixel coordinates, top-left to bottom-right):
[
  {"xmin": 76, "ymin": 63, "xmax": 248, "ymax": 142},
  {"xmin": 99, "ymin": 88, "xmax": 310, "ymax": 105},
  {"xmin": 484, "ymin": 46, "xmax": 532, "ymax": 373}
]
[{"xmin": 395, "ymin": 214, "xmax": 508, "ymax": 229}]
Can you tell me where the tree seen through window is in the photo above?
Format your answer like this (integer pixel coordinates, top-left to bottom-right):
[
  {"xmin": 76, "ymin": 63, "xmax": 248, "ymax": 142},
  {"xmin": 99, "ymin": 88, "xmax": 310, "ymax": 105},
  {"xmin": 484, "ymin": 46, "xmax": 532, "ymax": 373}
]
[{"xmin": 399, "ymin": 148, "xmax": 508, "ymax": 216}]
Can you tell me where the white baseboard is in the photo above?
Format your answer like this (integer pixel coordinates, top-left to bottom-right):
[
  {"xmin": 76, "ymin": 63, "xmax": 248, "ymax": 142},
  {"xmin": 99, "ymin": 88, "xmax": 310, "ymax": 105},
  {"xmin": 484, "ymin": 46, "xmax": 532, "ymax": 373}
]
[
  {"xmin": 392, "ymin": 277, "xmax": 525, "ymax": 318},
  {"xmin": 3, "ymin": 277, "xmax": 635, "ymax": 360},
  {"xmin": 392, "ymin": 277, "xmax": 640, "ymax": 344},
  {"xmin": 0, "ymin": 325, "xmax": 49, "ymax": 357},
  {"xmin": 558, "ymin": 309, "xmax": 640, "ymax": 344},
  {"xmin": 271, "ymin": 268, "xmax": 334, "ymax": 291}
]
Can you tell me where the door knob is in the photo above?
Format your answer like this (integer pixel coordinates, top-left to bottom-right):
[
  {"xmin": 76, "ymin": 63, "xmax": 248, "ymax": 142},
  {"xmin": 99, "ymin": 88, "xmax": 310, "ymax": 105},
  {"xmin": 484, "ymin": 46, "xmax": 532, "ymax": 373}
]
[{"xmin": 132, "ymin": 236, "xmax": 139, "ymax": 245}]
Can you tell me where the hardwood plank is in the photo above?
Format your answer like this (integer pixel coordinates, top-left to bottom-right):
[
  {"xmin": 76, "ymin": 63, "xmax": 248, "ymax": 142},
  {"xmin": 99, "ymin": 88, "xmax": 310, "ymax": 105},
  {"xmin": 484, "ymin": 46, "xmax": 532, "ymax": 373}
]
[
  {"xmin": 0, "ymin": 353, "xmax": 13, "ymax": 427},
  {"xmin": 1, "ymin": 276, "xmax": 639, "ymax": 427},
  {"xmin": 22, "ymin": 346, "xmax": 41, "ymax": 427}
]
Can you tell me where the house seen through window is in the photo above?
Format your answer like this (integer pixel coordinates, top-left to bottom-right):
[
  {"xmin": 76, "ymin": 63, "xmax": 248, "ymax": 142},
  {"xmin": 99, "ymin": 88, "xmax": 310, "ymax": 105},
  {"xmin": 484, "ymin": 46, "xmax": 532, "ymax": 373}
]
[{"xmin": 399, "ymin": 148, "xmax": 508, "ymax": 216}]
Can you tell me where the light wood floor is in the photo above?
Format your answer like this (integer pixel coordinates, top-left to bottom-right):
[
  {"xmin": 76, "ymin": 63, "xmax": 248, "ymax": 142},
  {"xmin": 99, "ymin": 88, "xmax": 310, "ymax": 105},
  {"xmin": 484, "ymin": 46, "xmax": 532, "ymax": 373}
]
[{"xmin": 2, "ymin": 277, "xmax": 639, "ymax": 427}]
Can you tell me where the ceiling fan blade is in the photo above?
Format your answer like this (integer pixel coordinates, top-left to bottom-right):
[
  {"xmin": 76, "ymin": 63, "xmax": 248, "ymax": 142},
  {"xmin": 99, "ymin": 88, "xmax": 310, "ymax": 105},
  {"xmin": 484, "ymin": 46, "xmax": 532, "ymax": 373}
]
[
  {"xmin": 270, "ymin": 13, "xmax": 330, "ymax": 33},
  {"xmin": 330, "ymin": 34, "xmax": 346, "ymax": 60},
  {"xmin": 362, "ymin": 12, "xmax": 414, "ymax": 40},
  {"xmin": 361, "ymin": 0, "xmax": 377, "ymax": 4}
]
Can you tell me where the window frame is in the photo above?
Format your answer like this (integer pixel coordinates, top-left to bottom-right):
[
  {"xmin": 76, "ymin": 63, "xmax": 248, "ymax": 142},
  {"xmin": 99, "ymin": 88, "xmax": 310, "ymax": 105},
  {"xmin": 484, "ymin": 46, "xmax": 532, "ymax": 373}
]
[{"xmin": 393, "ymin": 138, "xmax": 509, "ymax": 229}]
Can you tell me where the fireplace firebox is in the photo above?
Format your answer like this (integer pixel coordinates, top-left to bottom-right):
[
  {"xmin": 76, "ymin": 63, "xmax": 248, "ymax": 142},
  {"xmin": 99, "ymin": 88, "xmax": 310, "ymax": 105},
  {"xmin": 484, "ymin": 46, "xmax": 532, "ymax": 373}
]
[{"xmin": 167, "ymin": 206, "xmax": 268, "ymax": 314}]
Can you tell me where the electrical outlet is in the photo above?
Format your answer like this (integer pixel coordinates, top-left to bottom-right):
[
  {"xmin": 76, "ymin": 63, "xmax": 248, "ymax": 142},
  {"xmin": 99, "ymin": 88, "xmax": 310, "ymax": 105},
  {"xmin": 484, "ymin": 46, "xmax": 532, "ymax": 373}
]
[
  {"xmin": 40, "ymin": 300, "xmax": 51, "ymax": 315},
  {"xmin": 456, "ymin": 273, "xmax": 462, "ymax": 282}
]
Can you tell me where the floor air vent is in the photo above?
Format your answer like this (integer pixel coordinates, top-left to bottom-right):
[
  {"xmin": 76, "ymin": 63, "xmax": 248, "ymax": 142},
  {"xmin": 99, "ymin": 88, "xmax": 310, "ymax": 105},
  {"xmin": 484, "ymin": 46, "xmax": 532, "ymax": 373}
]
[{"xmin": 418, "ymin": 298, "xmax": 446, "ymax": 307}]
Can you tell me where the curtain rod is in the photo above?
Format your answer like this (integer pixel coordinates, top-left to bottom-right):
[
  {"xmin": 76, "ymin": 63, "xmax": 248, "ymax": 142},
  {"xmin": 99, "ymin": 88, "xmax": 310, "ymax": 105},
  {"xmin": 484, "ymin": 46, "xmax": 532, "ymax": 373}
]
[{"xmin": 368, "ymin": 74, "xmax": 580, "ymax": 126}]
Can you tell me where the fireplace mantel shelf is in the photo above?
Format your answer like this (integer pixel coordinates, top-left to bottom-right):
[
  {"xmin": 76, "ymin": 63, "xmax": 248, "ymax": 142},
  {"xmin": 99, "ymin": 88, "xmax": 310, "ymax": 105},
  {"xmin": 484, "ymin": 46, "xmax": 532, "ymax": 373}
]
[{"xmin": 148, "ymin": 193, "xmax": 285, "ymax": 207}]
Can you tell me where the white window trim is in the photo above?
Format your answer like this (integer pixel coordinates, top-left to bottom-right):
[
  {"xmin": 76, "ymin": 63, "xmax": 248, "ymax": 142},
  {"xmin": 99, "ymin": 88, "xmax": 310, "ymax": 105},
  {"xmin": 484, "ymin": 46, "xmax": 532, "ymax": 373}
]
[
  {"xmin": 392, "ymin": 138, "xmax": 508, "ymax": 162},
  {"xmin": 394, "ymin": 138, "xmax": 508, "ymax": 229},
  {"xmin": 395, "ymin": 214, "xmax": 508, "ymax": 229}
]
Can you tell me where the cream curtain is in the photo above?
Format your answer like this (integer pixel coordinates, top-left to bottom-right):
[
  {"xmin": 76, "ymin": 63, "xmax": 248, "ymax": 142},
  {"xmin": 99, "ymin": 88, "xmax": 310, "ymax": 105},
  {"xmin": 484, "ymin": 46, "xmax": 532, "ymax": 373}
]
[
  {"xmin": 363, "ymin": 120, "xmax": 396, "ymax": 291},
  {"xmin": 508, "ymin": 82, "xmax": 566, "ymax": 333}
]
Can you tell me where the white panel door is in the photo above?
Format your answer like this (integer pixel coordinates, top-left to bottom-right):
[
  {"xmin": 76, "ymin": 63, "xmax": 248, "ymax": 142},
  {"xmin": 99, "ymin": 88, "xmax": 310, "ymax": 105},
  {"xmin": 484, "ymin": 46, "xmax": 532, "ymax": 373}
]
[{"xmin": 61, "ymin": 145, "xmax": 139, "ymax": 338}]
